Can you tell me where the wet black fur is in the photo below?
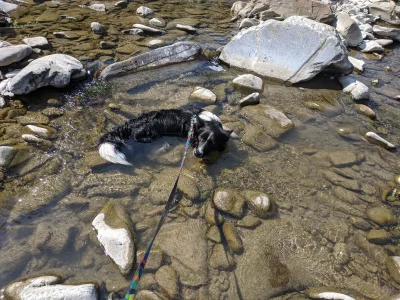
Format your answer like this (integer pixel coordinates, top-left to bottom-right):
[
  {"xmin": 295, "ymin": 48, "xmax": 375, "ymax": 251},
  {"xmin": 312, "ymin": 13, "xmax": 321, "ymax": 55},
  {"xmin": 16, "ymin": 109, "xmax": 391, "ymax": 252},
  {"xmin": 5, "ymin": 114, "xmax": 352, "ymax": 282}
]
[{"xmin": 99, "ymin": 108, "xmax": 231, "ymax": 157}]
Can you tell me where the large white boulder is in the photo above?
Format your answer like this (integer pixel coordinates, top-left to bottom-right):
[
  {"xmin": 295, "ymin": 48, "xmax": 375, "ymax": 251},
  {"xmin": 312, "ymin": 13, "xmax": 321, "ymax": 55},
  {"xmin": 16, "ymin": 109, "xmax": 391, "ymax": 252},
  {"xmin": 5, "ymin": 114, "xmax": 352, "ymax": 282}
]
[
  {"xmin": 220, "ymin": 16, "xmax": 352, "ymax": 84},
  {"xmin": 0, "ymin": 0, "xmax": 18, "ymax": 13},
  {"xmin": 2, "ymin": 54, "xmax": 85, "ymax": 95},
  {"xmin": 0, "ymin": 45, "xmax": 32, "ymax": 67},
  {"xmin": 4, "ymin": 276, "xmax": 98, "ymax": 300},
  {"xmin": 333, "ymin": 12, "xmax": 363, "ymax": 47}
]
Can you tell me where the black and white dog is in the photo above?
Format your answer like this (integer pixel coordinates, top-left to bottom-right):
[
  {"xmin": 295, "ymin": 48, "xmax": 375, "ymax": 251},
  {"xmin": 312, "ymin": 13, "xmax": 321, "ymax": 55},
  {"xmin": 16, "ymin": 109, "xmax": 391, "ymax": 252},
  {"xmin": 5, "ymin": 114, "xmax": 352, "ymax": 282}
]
[{"xmin": 99, "ymin": 108, "xmax": 231, "ymax": 165}]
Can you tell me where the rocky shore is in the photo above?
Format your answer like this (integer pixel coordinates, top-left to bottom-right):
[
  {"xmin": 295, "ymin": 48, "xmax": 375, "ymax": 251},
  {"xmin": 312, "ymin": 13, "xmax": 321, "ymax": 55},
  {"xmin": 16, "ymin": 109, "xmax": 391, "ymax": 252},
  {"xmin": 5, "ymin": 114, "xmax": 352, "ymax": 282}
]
[{"xmin": 0, "ymin": 0, "xmax": 400, "ymax": 299}]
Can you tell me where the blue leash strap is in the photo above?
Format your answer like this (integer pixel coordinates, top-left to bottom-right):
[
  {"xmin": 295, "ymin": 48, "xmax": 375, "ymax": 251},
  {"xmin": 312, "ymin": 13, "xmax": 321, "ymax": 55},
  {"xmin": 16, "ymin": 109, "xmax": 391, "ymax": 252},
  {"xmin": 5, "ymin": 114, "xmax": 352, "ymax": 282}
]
[{"xmin": 124, "ymin": 114, "xmax": 196, "ymax": 300}]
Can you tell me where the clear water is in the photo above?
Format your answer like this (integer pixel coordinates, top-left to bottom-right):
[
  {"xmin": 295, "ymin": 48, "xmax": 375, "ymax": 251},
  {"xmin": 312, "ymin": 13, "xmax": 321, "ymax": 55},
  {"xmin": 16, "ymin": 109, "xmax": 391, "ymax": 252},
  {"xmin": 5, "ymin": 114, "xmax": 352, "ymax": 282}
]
[{"xmin": 0, "ymin": 0, "xmax": 400, "ymax": 299}]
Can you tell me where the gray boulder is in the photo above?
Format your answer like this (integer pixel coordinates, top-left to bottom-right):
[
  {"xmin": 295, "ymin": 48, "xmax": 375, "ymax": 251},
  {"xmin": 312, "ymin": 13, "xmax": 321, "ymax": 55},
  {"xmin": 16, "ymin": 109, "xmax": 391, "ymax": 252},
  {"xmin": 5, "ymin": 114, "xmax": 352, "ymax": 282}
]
[
  {"xmin": 0, "ymin": 45, "xmax": 32, "ymax": 67},
  {"xmin": 100, "ymin": 42, "xmax": 201, "ymax": 80},
  {"xmin": 333, "ymin": 12, "xmax": 363, "ymax": 47},
  {"xmin": 368, "ymin": 1, "xmax": 400, "ymax": 25},
  {"xmin": 4, "ymin": 276, "xmax": 98, "ymax": 300},
  {"xmin": 220, "ymin": 16, "xmax": 352, "ymax": 84},
  {"xmin": 237, "ymin": 0, "xmax": 334, "ymax": 23},
  {"xmin": 3, "ymin": 54, "xmax": 85, "ymax": 95}
]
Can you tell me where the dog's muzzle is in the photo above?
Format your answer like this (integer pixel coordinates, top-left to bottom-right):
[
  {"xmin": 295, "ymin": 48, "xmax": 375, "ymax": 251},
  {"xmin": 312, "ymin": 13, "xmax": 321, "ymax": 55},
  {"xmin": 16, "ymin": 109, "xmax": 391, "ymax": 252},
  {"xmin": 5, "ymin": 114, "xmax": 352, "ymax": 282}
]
[{"xmin": 194, "ymin": 148, "xmax": 204, "ymax": 158}]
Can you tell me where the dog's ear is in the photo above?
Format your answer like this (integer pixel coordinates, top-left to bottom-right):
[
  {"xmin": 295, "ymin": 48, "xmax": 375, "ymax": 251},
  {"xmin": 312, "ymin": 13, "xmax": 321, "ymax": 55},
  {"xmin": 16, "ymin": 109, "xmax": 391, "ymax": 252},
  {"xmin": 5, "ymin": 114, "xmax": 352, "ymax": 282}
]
[{"xmin": 223, "ymin": 129, "xmax": 233, "ymax": 137}]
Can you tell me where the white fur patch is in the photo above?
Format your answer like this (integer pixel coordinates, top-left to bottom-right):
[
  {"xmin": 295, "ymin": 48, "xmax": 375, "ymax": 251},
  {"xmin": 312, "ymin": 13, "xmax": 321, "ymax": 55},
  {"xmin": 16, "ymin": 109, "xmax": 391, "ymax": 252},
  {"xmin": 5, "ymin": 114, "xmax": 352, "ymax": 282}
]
[
  {"xmin": 199, "ymin": 111, "xmax": 221, "ymax": 124},
  {"xmin": 99, "ymin": 142, "xmax": 131, "ymax": 165}
]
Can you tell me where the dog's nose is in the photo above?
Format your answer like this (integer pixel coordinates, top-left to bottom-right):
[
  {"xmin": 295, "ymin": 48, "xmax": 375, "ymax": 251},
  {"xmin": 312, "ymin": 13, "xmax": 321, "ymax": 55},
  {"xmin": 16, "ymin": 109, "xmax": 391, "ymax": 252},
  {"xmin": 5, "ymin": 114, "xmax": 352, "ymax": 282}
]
[{"xmin": 194, "ymin": 148, "xmax": 204, "ymax": 158}]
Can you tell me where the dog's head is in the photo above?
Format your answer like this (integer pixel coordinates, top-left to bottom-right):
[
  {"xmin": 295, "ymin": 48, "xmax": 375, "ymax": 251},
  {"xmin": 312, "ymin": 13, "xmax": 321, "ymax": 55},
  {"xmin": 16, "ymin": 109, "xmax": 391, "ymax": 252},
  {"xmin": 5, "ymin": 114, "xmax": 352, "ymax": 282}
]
[{"xmin": 191, "ymin": 111, "xmax": 232, "ymax": 158}]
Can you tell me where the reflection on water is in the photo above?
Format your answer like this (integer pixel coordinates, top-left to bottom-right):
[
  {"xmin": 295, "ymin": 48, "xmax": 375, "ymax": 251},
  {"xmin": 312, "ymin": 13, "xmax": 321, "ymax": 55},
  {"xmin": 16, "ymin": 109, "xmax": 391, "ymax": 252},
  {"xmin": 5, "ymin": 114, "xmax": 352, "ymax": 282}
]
[{"xmin": 0, "ymin": 0, "xmax": 400, "ymax": 299}]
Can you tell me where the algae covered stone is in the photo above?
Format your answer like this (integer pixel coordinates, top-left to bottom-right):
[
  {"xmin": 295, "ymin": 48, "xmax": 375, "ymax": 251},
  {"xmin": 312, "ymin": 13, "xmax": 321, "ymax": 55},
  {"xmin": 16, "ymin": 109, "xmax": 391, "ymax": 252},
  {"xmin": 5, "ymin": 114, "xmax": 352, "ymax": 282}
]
[
  {"xmin": 242, "ymin": 190, "xmax": 273, "ymax": 219},
  {"xmin": 213, "ymin": 188, "xmax": 245, "ymax": 218}
]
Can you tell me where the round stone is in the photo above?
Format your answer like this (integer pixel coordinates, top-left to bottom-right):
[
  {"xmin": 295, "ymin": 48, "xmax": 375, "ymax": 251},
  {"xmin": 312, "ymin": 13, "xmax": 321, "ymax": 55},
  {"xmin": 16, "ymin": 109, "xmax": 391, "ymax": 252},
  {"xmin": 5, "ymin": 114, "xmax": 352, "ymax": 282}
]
[{"xmin": 366, "ymin": 206, "xmax": 396, "ymax": 226}]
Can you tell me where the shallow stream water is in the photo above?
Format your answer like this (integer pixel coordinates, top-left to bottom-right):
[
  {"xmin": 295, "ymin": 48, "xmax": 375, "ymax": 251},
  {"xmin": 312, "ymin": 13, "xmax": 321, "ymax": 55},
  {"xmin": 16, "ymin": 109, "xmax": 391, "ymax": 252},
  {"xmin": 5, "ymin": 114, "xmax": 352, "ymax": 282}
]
[{"xmin": 1, "ymin": 0, "xmax": 400, "ymax": 299}]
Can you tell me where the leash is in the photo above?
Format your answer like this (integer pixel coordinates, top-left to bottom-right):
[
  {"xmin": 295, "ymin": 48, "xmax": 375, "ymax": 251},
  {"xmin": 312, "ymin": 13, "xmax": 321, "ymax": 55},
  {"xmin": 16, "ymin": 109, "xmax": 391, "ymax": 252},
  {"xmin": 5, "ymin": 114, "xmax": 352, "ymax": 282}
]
[{"xmin": 124, "ymin": 115, "xmax": 197, "ymax": 300}]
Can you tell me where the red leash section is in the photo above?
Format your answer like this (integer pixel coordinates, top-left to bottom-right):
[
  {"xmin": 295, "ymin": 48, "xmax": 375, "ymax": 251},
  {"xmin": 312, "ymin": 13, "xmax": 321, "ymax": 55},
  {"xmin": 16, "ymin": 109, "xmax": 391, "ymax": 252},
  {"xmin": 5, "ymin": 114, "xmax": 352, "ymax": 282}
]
[{"xmin": 124, "ymin": 115, "xmax": 197, "ymax": 300}]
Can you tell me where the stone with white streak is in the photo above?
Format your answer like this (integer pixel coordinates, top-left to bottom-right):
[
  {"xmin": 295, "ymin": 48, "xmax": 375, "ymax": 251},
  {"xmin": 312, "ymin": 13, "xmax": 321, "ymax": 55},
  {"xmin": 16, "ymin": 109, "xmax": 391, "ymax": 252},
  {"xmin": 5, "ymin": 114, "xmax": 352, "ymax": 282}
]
[
  {"xmin": 348, "ymin": 57, "xmax": 365, "ymax": 73},
  {"xmin": 339, "ymin": 75, "xmax": 369, "ymax": 100},
  {"xmin": 239, "ymin": 92, "xmax": 260, "ymax": 107},
  {"xmin": 136, "ymin": 6, "xmax": 153, "ymax": 16},
  {"xmin": 306, "ymin": 287, "xmax": 356, "ymax": 300},
  {"xmin": 358, "ymin": 40, "xmax": 384, "ymax": 53},
  {"xmin": 365, "ymin": 132, "xmax": 396, "ymax": 151},
  {"xmin": 23, "ymin": 37, "xmax": 49, "ymax": 49},
  {"xmin": 220, "ymin": 16, "xmax": 352, "ymax": 84},
  {"xmin": 88, "ymin": 4, "xmax": 105, "ymax": 12},
  {"xmin": 132, "ymin": 24, "xmax": 163, "ymax": 34},
  {"xmin": 176, "ymin": 24, "xmax": 197, "ymax": 33},
  {"xmin": 233, "ymin": 74, "xmax": 263, "ymax": 91},
  {"xmin": 4, "ymin": 276, "xmax": 98, "ymax": 300},
  {"xmin": 2, "ymin": 54, "xmax": 85, "ymax": 95},
  {"xmin": 0, "ymin": 45, "xmax": 33, "ymax": 67},
  {"xmin": 92, "ymin": 201, "xmax": 136, "ymax": 275}
]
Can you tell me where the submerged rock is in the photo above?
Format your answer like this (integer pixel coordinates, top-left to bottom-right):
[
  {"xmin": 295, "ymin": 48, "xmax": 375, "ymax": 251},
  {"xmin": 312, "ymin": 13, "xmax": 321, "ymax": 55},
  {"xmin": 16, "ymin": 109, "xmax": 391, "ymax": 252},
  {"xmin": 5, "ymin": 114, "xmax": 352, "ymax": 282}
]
[
  {"xmin": 366, "ymin": 207, "xmax": 396, "ymax": 226},
  {"xmin": 355, "ymin": 104, "xmax": 376, "ymax": 120},
  {"xmin": 210, "ymin": 244, "xmax": 231, "ymax": 270},
  {"xmin": 92, "ymin": 201, "xmax": 136, "ymax": 275},
  {"xmin": 4, "ymin": 276, "xmax": 98, "ymax": 300},
  {"xmin": 367, "ymin": 229, "xmax": 391, "ymax": 245},
  {"xmin": 386, "ymin": 256, "xmax": 400, "ymax": 284},
  {"xmin": 100, "ymin": 42, "xmax": 201, "ymax": 80},
  {"xmin": 242, "ymin": 190, "xmax": 273, "ymax": 219},
  {"xmin": 306, "ymin": 287, "xmax": 358, "ymax": 300},
  {"xmin": 0, "ymin": 145, "xmax": 17, "ymax": 167},
  {"xmin": 155, "ymin": 266, "xmax": 179, "ymax": 298},
  {"xmin": 222, "ymin": 222, "xmax": 243, "ymax": 253},
  {"xmin": 2, "ymin": 54, "xmax": 85, "ymax": 95},
  {"xmin": 239, "ymin": 92, "xmax": 260, "ymax": 107},
  {"xmin": 220, "ymin": 16, "xmax": 352, "ymax": 84},
  {"xmin": 213, "ymin": 188, "xmax": 245, "ymax": 218}
]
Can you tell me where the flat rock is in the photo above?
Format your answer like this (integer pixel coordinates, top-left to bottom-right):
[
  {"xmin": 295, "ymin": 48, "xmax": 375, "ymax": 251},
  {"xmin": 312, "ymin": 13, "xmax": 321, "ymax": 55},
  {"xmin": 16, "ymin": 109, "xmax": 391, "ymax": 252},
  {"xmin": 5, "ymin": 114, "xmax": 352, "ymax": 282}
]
[
  {"xmin": 373, "ymin": 25, "xmax": 400, "ymax": 42},
  {"xmin": 155, "ymin": 266, "xmax": 179, "ymax": 298},
  {"xmin": 233, "ymin": 74, "xmax": 263, "ymax": 91},
  {"xmin": 237, "ymin": 215, "xmax": 262, "ymax": 228},
  {"xmin": 136, "ymin": 248, "xmax": 163, "ymax": 271},
  {"xmin": 328, "ymin": 151, "xmax": 358, "ymax": 167},
  {"xmin": 237, "ymin": 0, "xmax": 333, "ymax": 23},
  {"xmin": 241, "ymin": 104, "xmax": 294, "ymax": 138},
  {"xmin": 4, "ymin": 276, "xmax": 98, "ymax": 300},
  {"xmin": 365, "ymin": 132, "xmax": 396, "ymax": 151},
  {"xmin": 22, "ymin": 37, "xmax": 49, "ymax": 49},
  {"xmin": 222, "ymin": 222, "xmax": 243, "ymax": 253},
  {"xmin": 189, "ymin": 86, "xmax": 217, "ymax": 104},
  {"xmin": 339, "ymin": 75, "xmax": 369, "ymax": 100},
  {"xmin": 100, "ymin": 42, "xmax": 201, "ymax": 80},
  {"xmin": 323, "ymin": 170, "xmax": 360, "ymax": 191},
  {"xmin": 0, "ymin": 45, "xmax": 32, "ymax": 67},
  {"xmin": 220, "ymin": 16, "xmax": 352, "ymax": 84},
  {"xmin": 375, "ymin": 39, "xmax": 394, "ymax": 47},
  {"xmin": 359, "ymin": 40, "xmax": 384, "ymax": 53},
  {"xmin": 210, "ymin": 244, "xmax": 231, "ymax": 270},
  {"xmin": 333, "ymin": 12, "xmax": 363, "ymax": 47},
  {"xmin": 155, "ymin": 219, "xmax": 208, "ymax": 287},
  {"xmin": 3, "ymin": 54, "xmax": 84, "ymax": 95},
  {"xmin": 92, "ymin": 201, "xmax": 136, "ymax": 275},
  {"xmin": 239, "ymin": 92, "xmax": 260, "ymax": 107}
]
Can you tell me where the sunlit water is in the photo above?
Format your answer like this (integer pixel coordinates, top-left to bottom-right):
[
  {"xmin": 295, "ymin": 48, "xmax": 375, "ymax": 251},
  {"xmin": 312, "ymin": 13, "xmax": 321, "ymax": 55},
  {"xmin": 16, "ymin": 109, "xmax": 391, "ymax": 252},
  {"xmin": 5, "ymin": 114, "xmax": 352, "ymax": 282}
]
[{"xmin": 0, "ymin": 0, "xmax": 400, "ymax": 299}]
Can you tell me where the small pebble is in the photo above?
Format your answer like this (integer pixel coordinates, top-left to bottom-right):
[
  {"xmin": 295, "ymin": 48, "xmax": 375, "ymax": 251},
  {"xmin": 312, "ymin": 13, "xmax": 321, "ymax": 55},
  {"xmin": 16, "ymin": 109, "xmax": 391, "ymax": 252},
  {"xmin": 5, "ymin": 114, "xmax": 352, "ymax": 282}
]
[
  {"xmin": 371, "ymin": 79, "xmax": 379, "ymax": 86},
  {"xmin": 385, "ymin": 66, "xmax": 392, "ymax": 72}
]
